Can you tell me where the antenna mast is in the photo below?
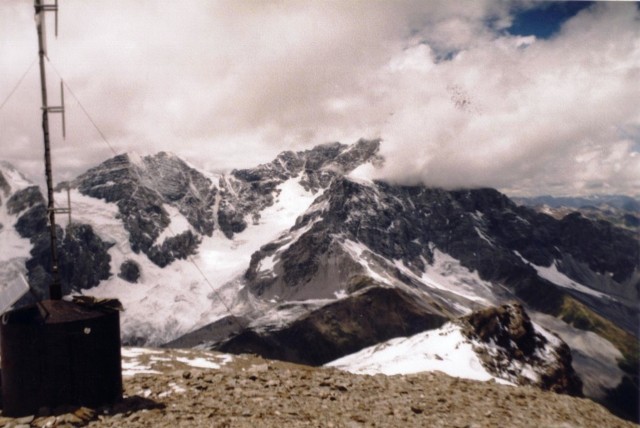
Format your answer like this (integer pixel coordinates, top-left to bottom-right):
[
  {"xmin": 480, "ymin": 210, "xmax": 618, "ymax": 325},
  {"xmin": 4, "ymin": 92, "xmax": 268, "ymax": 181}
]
[
  {"xmin": 0, "ymin": 3, "xmax": 123, "ymax": 417},
  {"xmin": 34, "ymin": 0, "xmax": 65, "ymax": 300}
]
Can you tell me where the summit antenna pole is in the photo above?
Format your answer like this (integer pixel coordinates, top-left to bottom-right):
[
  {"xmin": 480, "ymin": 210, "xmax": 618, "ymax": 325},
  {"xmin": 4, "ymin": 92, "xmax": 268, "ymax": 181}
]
[
  {"xmin": 35, "ymin": 0, "xmax": 63, "ymax": 300},
  {"xmin": 0, "ymin": 2, "xmax": 122, "ymax": 417}
]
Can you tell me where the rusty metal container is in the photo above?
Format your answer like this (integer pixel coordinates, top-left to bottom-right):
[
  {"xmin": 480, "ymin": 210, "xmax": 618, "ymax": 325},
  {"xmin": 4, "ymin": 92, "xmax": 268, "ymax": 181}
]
[{"xmin": 0, "ymin": 299, "xmax": 122, "ymax": 416}]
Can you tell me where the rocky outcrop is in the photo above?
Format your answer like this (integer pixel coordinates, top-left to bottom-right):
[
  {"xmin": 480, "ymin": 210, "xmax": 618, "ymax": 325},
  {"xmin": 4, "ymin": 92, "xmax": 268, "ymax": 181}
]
[
  {"xmin": 14, "ymin": 203, "xmax": 48, "ymax": 239},
  {"xmin": 0, "ymin": 181, "xmax": 113, "ymax": 306},
  {"xmin": 58, "ymin": 223, "xmax": 113, "ymax": 289},
  {"xmin": 216, "ymin": 197, "xmax": 247, "ymax": 239},
  {"xmin": 462, "ymin": 303, "xmax": 583, "ymax": 396},
  {"xmin": 10, "ymin": 185, "xmax": 48, "ymax": 239},
  {"xmin": 118, "ymin": 260, "xmax": 141, "ymax": 283},
  {"xmin": 146, "ymin": 230, "xmax": 201, "ymax": 267},
  {"xmin": 142, "ymin": 152, "xmax": 217, "ymax": 237},
  {"xmin": 17, "ymin": 223, "xmax": 113, "ymax": 305}
]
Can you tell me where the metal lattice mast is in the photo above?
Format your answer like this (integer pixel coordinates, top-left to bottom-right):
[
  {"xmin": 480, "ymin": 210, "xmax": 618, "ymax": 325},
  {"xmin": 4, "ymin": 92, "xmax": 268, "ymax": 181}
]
[{"xmin": 34, "ymin": 0, "xmax": 65, "ymax": 300}]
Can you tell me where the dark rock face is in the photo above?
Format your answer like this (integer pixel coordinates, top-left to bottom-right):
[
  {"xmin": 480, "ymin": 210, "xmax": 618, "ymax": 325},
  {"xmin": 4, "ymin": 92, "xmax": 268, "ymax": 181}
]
[
  {"xmin": 217, "ymin": 286, "xmax": 447, "ymax": 366},
  {"xmin": 231, "ymin": 139, "xmax": 380, "ymax": 194},
  {"xmin": 143, "ymin": 152, "xmax": 217, "ymax": 236},
  {"xmin": 556, "ymin": 213, "xmax": 637, "ymax": 283},
  {"xmin": 623, "ymin": 213, "xmax": 640, "ymax": 228},
  {"xmin": 464, "ymin": 303, "xmax": 537, "ymax": 353},
  {"xmin": 146, "ymin": 230, "xmax": 201, "ymax": 268},
  {"xmin": 119, "ymin": 259, "xmax": 141, "ymax": 283},
  {"xmin": 17, "ymin": 223, "xmax": 113, "ymax": 305},
  {"xmin": 462, "ymin": 303, "xmax": 583, "ymax": 396},
  {"xmin": 216, "ymin": 198, "xmax": 247, "ymax": 239},
  {"xmin": 14, "ymin": 203, "xmax": 48, "ymax": 239},
  {"xmin": 604, "ymin": 371, "xmax": 640, "ymax": 423},
  {"xmin": 10, "ymin": 186, "xmax": 48, "ymax": 239},
  {"xmin": 71, "ymin": 153, "xmax": 216, "ymax": 266},
  {"xmin": 6, "ymin": 186, "xmax": 45, "ymax": 215},
  {"xmin": 58, "ymin": 223, "xmax": 113, "ymax": 289}
]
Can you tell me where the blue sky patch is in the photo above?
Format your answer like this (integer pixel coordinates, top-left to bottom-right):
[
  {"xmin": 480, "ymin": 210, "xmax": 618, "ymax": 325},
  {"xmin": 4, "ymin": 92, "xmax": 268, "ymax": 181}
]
[{"xmin": 508, "ymin": 2, "xmax": 594, "ymax": 39}]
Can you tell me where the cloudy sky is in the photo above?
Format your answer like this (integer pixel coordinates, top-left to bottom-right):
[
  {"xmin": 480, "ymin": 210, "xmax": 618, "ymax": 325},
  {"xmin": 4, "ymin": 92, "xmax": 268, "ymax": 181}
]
[{"xmin": 1, "ymin": 1, "xmax": 639, "ymax": 196}]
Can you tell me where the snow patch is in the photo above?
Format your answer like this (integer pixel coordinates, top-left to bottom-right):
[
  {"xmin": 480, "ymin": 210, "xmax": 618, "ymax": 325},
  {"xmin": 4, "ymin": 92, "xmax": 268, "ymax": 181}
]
[
  {"xmin": 420, "ymin": 250, "xmax": 493, "ymax": 305},
  {"xmin": 327, "ymin": 322, "xmax": 512, "ymax": 385},
  {"xmin": 121, "ymin": 347, "xmax": 234, "ymax": 377},
  {"xmin": 158, "ymin": 382, "xmax": 187, "ymax": 398},
  {"xmin": 121, "ymin": 348, "xmax": 164, "ymax": 376},
  {"xmin": 334, "ymin": 289, "xmax": 348, "ymax": 299},
  {"xmin": 515, "ymin": 252, "xmax": 610, "ymax": 300},
  {"xmin": 341, "ymin": 239, "xmax": 391, "ymax": 285},
  {"xmin": 346, "ymin": 162, "xmax": 378, "ymax": 186},
  {"xmin": 175, "ymin": 356, "xmax": 222, "ymax": 370},
  {"xmin": 259, "ymin": 254, "xmax": 277, "ymax": 273},
  {"xmin": 154, "ymin": 204, "xmax": 192, "ymax": 245}
]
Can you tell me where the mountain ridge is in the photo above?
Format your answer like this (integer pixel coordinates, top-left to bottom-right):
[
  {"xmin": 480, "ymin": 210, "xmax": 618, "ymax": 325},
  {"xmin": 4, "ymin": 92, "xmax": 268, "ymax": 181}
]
[{"xmin": 1, "ymin": 140, "xmax": 638, "ymax": 421}]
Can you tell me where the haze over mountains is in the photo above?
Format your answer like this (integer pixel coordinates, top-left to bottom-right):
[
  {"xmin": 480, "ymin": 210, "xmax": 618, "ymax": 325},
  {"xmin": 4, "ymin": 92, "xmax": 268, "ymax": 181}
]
[{"xmin": 0, "ymin": 139, "xmax": 638, "ymax": 421}]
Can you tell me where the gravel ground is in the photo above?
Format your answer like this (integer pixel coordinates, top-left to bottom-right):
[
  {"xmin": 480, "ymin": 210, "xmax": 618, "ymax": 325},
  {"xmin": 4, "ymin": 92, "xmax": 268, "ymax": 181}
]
[{"xmin": 0, "ymin": 347, "xmax": 636, "ymax": 428}]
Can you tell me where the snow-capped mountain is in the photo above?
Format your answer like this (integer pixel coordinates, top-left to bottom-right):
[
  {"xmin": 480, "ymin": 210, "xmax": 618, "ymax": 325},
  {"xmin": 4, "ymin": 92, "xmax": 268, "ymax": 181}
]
[
  {"xmin": 5, "ymin": 140, "xmax": 382, "ymax": 345},
  {"xmin": 1, "ymin": 139, "xmax": 638, "ymax": 421}
]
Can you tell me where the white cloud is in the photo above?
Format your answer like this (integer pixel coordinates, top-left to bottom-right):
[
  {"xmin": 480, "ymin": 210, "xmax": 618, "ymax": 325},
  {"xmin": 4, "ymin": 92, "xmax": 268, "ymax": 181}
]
[
  {"xmin": 0, "ymin": 1, "xmax": 638, "ymax": 196},
  {"xmin": 371, "ymin": 2, "xmax": 640, "ymax": 195}
]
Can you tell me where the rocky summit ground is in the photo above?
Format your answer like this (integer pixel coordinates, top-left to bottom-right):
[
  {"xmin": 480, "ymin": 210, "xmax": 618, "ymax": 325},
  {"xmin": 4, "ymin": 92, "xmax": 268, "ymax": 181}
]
[{"xmin": 0, "ymin": 347, "xmax": 636, "ymax": 428}]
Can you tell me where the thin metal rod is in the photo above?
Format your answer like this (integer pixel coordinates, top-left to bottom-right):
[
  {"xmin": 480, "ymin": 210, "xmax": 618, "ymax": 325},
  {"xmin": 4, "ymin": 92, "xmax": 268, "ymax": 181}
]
[
  {"xmin": 54, "ymin": 0, "xmax": 58, "ymax": 37},
  {"xmin": 60, "ymin": 80, "xmax": 65, "ymax": 138},
  {"xmin": 67, "ymin": 185, "xmax": 71, "ymax": 224},
  {"xmin": 35, "ymin": 0, "xmax": 62, "ymax": 300}
]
